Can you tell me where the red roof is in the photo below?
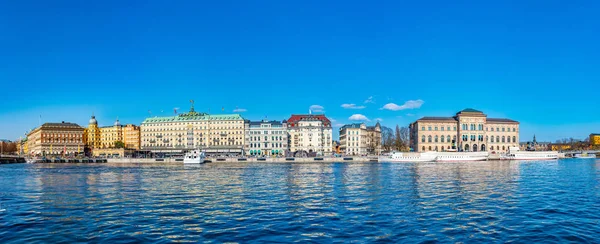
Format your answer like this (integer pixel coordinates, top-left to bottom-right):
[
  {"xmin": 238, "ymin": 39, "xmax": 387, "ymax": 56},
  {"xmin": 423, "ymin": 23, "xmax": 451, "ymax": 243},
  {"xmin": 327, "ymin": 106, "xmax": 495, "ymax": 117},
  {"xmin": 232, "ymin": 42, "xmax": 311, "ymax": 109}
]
[{"xmin": 287, "ymin": 114, "xmax": 331, "ymax": 127}]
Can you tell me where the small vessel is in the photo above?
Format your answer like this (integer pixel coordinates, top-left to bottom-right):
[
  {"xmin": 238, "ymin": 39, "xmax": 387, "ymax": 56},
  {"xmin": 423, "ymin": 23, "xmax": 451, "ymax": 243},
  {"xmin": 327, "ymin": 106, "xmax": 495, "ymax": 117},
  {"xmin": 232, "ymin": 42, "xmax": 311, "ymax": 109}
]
[
  {"xmin": 502, "ymin": 147, "xmax": 558, "ymax": 160},
  {"xmin": 435, "ymin": 151, "xmax": 489, "ymax": 162},
  {"xmin": 574, "ymin": 153, "xmax": 596, "ymax": 159},
  {"xmin": 183, "ymin": 149, "xmax": 206, "ymax": 164},
  {"xmin": 379, "ymin": 151, "xmax": 437, "ymax": 162}
]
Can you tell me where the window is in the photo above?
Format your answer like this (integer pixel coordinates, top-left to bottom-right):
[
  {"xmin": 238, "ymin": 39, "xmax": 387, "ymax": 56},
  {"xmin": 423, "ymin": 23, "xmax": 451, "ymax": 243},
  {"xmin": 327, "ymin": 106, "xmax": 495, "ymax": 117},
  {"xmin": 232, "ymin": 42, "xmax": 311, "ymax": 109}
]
[
  {"xmin": 496, "ymin": 136, "xmax": 500, "ymax": 142},
  {"xmin": 502, "ymin": 136, "xmax": 505, "ymax": 143},
  {"xmin": 435, "ymin": 127, "xmax": 438, "ymax": 131},
  {"xmin": 447, "ymin": 135, "xmax": 451, "ymax": 142},
  {"xmin": 513, "ymin": 136, "xmax": 516, "ymax": 143},
  {"xmin": 422, "ymin": 146, "xmax": 425, "ymax": 151},
  {"xmin": 428, "ymin": 126, "xmax": 432, "ymax": 131},
  {"xmin": 441, "ymin": 127, "xmax": 444, "ymax": 131},
  {"xmin": 428, "ymin": 135, "xmax": 432, "ymax": 143},
  {"xmin": 422, "ymin": 127, "xmax": 425, "ymax": 131},
  {"xmin": 491, "ymin": 136, "xmax": 495, "ymax": 142},
  {"xmin": 441, "ymin": 136, "xmax": 445, "ymax": 143},
  {"xmin": 428, "ymin": 146, "xmax": 432, "ymax": 151},
  {"xmin": 435, "ymin": 136, "xmax": 438, "ymax": 143},
  {"xmin": 502, "ymin": 128, "xmax": 505, "ymax": 132},
  {"xmin": 421, "ymin": 135, "xmax": 425, "ymax": 143}
]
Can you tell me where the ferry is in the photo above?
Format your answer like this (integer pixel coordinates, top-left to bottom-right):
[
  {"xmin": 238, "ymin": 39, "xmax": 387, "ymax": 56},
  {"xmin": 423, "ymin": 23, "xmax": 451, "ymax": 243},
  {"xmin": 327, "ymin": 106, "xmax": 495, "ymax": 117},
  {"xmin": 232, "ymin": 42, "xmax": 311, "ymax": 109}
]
[
  {"xmin": 434, "ymin": 151, "xmax": 489, "ymax": 162},
  {"xmin": 379, "ymin": 151, "xmax": 437, "ymax": 162},
  {"xmin": 501, "ymin": 147, "xmax": 558, "ymax": 160},
  {"xmin": 574, "ymin": 153, "xmax": 596, "ymax": 159},
  {"xmin": 183, "ymin": 149, "xmax": 206, "ymax": 164}
]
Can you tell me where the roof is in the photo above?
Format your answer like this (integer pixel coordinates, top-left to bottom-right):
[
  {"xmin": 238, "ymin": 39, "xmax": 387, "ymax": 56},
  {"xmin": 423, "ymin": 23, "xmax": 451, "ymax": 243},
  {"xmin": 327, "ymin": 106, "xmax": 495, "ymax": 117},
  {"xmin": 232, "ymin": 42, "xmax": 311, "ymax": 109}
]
[
  {"xmin": 340, "ymin": 123, "xmax": 364, "ymax": 130},
  {"xmin": 591, "ymin": 133, "xmax": 600, "ymax": 136},
  {"xmin": 459, "ymin": 108, "xmax": 483, "ymax": 113},
  {"xmin": 417, "ymin": 117, "xmax": 458, "ymax": 122},
  {"xmin": 287, "ymin": 114, "xmax": 331, "ymax": 127},
  {"xmin": 487, "ymin": 118, "xmax": 519, "ymax": 123},
  {"xmin": 142, "ymin": 112, "xmax": 244, "ymax": 124},
  {"xmin": 248, "ymin": 120, "xmax": 284, "ymax": 126},
  {"xmin": 41, "ymin": 122, "xmax": 83, "ymax": 128}
]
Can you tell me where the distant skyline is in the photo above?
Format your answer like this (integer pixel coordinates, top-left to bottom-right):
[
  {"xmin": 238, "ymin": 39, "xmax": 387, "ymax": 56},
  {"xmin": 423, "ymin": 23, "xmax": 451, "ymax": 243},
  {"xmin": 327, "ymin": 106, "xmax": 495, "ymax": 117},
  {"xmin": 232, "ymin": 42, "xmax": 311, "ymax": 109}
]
[{"xmin": 1, "ymin": 1, "xmax": 599, "ymax": 142}]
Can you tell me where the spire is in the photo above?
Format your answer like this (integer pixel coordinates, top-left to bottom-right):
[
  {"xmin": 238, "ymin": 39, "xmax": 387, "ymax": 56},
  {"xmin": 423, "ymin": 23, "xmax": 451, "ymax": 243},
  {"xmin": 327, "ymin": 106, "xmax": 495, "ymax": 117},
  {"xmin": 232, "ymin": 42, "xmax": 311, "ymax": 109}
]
[
  {"xmin": 190, "ymin": 100, "xmax": 195, "ymax": 112},
  {"xmin": 533, "ymin": 134, "xmax": 537, "ymax": 144}
]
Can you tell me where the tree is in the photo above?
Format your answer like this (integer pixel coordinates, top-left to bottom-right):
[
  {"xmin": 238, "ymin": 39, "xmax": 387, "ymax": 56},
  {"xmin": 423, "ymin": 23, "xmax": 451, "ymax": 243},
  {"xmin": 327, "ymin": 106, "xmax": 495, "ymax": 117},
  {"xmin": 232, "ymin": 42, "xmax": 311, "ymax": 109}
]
[
  {"xmin": 399, "ymin": 127, "xmax": 410, "ymax": 151},
  {"xmin": 394, "ymin": 125, "xmax": 402, "ymax": 151},
  {"xmin": 114, "ymin": 141, "xmax": 125, "ymax": 149},
  {"xmin": 380, "ymin": 126, "xmax": 394, "ymax": 152}
]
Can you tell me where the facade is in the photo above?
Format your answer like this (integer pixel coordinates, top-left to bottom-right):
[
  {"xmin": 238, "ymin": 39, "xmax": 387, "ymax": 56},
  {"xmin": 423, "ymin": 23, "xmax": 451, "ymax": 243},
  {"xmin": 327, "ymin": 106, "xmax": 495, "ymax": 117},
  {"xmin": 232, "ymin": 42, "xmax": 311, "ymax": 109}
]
[
  {"xmin": 590, "ymin": 134, "xmax": 600, "ymax": 148},
  {"xmin": 84, "ymin": 116, "xmax": 141, "ymax": 150},
  {"xmin": 244, "ymin": 120, "xmax": 288, "ymax": 156},
  {"xmin": 26, "ymin": 122, "xmax": 85, "ymax": 156},
  {"xmin": 287, "ymin": 114, "xmax": 333, "ymax": 156},
  {"xmin": 409, "ymin": 109, "xmax": 519, "ymax": 152},
  {"xmin": 519, "ymin": 135, "xmax": 550, "ymax": 151},
  {"xmin": 140, "ymin": 104, "xmax": 245, "ymax": 155},
  {"xmin": 339, "ymin": 122, "xmax": 382, "ymax": 155}
]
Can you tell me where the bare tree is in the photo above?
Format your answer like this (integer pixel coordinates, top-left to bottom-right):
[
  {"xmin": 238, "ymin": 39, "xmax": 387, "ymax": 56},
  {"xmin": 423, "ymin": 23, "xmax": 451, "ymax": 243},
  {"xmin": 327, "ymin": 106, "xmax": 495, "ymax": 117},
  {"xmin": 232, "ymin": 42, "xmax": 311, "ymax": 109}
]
[
  {"xmin": 394, "ymin": 125, "xmax": 402, "ymax": 151},
  {"xmin": 399, "ymin": 127, "xmax": 410, "ymax": 151},
  {"xmin": 381, "ymin": 126, "xmax": 394, "ymax": 152}
]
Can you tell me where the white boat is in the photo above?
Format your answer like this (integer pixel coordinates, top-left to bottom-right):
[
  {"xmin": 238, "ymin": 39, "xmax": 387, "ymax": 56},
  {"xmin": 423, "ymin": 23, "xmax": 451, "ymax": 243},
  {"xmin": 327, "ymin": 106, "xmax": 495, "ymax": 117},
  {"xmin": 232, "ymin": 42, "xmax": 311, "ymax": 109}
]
[
  {"xmin": 435, "ymin": 151, "xmax": 489, "ymax": 162},
  {"xmin": 574, "ymin": 153, "xmax": 596, "ymax": 159},
  {"xmin": 501, "ymin": 147, "xmax": 558, "ymax": 160},
  {"xmin": 183, "ymin": 150, "xmax": 206, "ymax": 164},
  {"xmin": 379, "ymin": 152, "xmax": 437, "ymax": 162}
]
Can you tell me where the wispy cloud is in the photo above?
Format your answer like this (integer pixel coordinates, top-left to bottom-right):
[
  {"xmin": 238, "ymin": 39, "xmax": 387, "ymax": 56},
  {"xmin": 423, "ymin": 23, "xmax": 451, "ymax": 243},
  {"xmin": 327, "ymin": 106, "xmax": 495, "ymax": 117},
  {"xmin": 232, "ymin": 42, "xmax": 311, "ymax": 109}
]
[
  {"xmin": 349, "ymin": 114, "xmax": 370, "ymax": 121},
  {"xmin": 309, "ymin": 105, "xmax": 325, "ymax": 113},
  {"xmin": 233, "ymin": 108, "xmax": 247, "ymax": 113},
  {"xmin": 375, "ymin": 118, "xmax": 383, "ymax": 122},
  {"xmin": 406, "ymin": 113, "xmax": 415, "ymax": 117},
  {"xmin": 380, "ymin": 99, "xmax": 424, "ymax": 111},
  {"xmin": 341, "ymin": 103, "xmax": 366, "ymax": 109},
  {"xmin": 364, "ymin": 96, "xmax": 375, "ymax": 104},
  {"xmin": 333, "ymin": 123, "xmax": 345, "ymax": 127}
]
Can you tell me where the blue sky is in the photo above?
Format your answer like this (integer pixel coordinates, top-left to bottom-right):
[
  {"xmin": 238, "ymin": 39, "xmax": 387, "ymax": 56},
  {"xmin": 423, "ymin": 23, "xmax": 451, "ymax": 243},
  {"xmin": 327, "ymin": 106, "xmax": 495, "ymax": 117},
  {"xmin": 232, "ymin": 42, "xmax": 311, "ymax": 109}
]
[{"xmin": 1, "ymin": 0, "xmax": 599, "ymax": 142}]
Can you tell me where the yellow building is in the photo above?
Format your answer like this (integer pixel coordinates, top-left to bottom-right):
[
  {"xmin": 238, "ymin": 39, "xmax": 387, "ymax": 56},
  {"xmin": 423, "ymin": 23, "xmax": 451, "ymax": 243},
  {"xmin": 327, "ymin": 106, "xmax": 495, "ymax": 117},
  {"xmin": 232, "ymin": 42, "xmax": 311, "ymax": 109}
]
[
  {"xmin": 27, "ymin": 122, "xmax": 85, "ymax": 156},
  {"xmin": 140, "ymin": 102, "xmax": 245, "ymax": 155},
  {"xmin": 84, "ymin": 116, "xmax": 140, "ymax": 150},
  {"xmin": 409, "ymin": 109, "xmax": 520, "ymax": 152},
  {"xmin": 550, "ymin": 144, "xmax": 572, "ymax": 151},
  {"xmin": 590, "ymin": 134, "xmax": 600, "ymax": 147}
]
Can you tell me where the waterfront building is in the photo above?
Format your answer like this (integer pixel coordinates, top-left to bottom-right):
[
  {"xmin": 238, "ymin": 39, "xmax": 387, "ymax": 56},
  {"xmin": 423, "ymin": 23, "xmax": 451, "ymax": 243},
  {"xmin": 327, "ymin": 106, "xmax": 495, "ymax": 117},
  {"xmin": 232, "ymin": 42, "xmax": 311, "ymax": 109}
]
[
  {"xmin": 287, "ymin": 114, "xmax": 333, "ymax": 156},
  {"xmin": 84, "ymin": 116, "xmax": 141, "ymax": 150},
  {"xmin": 590, "ymin": 134, "xmax": 600, "ymax": 148},
  {"xmin": 26, "ymin": 122, "xmax": 85, "ymax": 156},
  {"xmin": 244, "ymin": 120, "xmax": 288, "ymax": 156},
  {"xmin": 339, "ymin": 122, "xmax": 382, "ymax": 155},
  {"xmin": 140, "ymin": 103, "xmax": 245, "ymax": 155},
  {"xmin": 519, "ymin": 135, "xmax": 550, "ymax": 151},
  {"xmin": 409, "ymin": 109, "xmax": 519, "ymax": 152}
]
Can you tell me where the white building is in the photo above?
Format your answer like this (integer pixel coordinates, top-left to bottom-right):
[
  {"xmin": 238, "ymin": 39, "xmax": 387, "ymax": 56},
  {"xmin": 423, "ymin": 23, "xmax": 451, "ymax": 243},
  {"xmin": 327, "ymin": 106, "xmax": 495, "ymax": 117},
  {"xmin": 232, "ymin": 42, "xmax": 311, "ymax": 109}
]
[
  {"xmin": 244, "ymin": 120, "xmax": 288, "ymax": 156},
  {"xmin": 287, "ymin": 114, "xmax": 332, "ymax": 156},
  {"xmin": 339, "ymin": 122, "xmax": 382, "ymax": 155}
]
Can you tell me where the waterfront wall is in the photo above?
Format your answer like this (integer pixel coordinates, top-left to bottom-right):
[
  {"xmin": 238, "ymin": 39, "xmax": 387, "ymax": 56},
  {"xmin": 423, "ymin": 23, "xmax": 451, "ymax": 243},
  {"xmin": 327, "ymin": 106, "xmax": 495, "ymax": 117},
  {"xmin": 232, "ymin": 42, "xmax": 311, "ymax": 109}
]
[{"xmin": 107, "ymin": 157, "xmax": 378, "ymax": 163}]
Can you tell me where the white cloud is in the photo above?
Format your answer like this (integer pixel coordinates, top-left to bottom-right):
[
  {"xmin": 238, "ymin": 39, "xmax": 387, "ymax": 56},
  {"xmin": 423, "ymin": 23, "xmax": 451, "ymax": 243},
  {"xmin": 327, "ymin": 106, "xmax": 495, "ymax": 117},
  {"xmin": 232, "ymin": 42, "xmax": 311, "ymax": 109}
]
[
  {"xmin": 341, "ymin": 103, "xmax": 366, "ymax": 109},
  {"xmin": 349, "ymin": 114, "xmax": 370, "ymax": 121},
  {"xmin": 406, "ymin": 113, "xmax": 415, "ymax": 117},
  {"xmin": 375, "ymin": 118, "xmax": 383, "ymax": 122},
  {"xmin": 309, "ymin": 105, "xmax": 325, "ymax": 113},
  {"xmin": 380, "ymin": 99, "xmax": 424, "ymax": 111},
  {"xmin": 364, "ymin": 96, "xmax": 375, "ymax": 104},
  {"xmin": 233, "ymin": 108, "xmax": 247, "ymax": 112}
]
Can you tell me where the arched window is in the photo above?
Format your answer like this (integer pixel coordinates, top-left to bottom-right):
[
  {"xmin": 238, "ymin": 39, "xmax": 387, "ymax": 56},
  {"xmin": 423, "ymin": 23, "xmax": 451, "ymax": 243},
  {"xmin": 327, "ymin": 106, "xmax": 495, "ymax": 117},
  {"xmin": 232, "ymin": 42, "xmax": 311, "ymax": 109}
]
[
  {"xmin": 513, "ymin": 136, "xmax": 516, "ymax": 143},
  {"xmin": 434, "ymin": 136, "xmax": 438, "ymax": 143},
  {"xmin": 502, "ymin": 136, "xmax": 505, "ymax": 143},
  {"xmin": 422, "ymin": 146, "xmax": 425, "ymax": 151},
  {"xmin": 441, "ymin": 136, "xmax": 445, "ymax": 143},
  {"xmin": 491, "ymin": 146, "xmax": 494, "ymax": 150},
  {"xmin": 428, "ymin": 135, "xmax": 432, "ymax": 143},
  {"xmin": 428, "ymin": 146, "xmax": 432, "ymax": 151},
  {"xmin": 435, "ymin": 146, "xmax": 438, "ymax": 151},
  {"xmin": 481, "ymin": 144, "xmax": 486, "ymax": 151},
  {"xmin": 421, "ymin": 135, "xmax": 425, "ymax": 143},
  {"xmin": 502, "ymin": 146, "xmax": 506, "ymax": 150},
  {"xmin": 465, "ymin": 144, "xmax": 470, "ymax": 151},
  {"xmin": 442, "ymin": 146, "xmax": 445, "ymax": 151},
  {"xmin": 473, "ymin": 144, "xmax": 478, "ymax": 152},
  {"xmin": 496, "ymin": 136, "xmax": 500, "ymax": 142}
]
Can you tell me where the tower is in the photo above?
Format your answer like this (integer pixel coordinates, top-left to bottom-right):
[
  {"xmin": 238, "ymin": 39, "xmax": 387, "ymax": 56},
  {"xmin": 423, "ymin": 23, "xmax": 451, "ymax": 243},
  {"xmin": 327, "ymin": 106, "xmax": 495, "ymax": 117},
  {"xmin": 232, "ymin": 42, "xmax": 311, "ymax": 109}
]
[{"xmin": 86, "ymin": 115, "xmax": 100, "ymax": 149}]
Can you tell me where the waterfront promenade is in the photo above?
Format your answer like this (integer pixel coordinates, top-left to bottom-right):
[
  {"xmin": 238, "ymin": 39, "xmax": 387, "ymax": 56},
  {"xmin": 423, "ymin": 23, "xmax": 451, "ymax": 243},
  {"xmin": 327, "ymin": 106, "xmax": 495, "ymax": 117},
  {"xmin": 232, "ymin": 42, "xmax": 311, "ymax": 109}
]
[{"xmin": 106, "ymin": 156, "xmax": 378, "ymax": 163}]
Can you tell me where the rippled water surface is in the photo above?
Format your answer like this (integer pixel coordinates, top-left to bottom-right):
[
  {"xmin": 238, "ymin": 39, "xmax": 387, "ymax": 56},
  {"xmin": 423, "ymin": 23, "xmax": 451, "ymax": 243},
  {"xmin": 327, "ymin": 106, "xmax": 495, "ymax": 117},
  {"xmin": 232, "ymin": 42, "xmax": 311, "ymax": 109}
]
[{"xmin": 1, "ymin": 159, "xmax": 600, "ymax": 243}]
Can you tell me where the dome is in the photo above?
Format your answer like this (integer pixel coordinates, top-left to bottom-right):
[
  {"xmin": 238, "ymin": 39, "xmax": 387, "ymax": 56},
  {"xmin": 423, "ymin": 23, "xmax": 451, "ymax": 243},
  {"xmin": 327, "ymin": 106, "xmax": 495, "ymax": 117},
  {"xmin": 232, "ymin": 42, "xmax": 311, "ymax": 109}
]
[
  {"xmin": 114, "ymin": 118, "xmax": 121, "ymax": 126},
  {"xmin": 89, "ymin": 115, "xmax": 97, "ymax": 125}
]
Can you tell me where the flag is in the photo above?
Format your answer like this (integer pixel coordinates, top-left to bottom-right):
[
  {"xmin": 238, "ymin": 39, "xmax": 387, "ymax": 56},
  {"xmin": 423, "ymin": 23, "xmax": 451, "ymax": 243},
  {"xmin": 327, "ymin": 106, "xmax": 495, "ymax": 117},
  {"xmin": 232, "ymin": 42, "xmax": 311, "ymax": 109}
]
[
  {"xmin": 221, "ymin": 107, "xmax": 224, "ymax": 112},
  {"xmin": 174, "ymin": 108, "xmax": 178, "ymax": 115}
]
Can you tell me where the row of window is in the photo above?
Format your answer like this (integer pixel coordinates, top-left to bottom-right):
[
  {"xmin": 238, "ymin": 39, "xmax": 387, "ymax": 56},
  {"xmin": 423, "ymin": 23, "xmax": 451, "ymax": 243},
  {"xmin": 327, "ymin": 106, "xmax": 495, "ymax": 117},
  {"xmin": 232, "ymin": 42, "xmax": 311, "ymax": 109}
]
[
  {"xmin": 249, "ymin": 143, "xmax": 285, "ymax": 148},
  {"xmin": 420, "ymin": 124, "xmax": 517, "ymax": 132},
  {"xmin": 421, "ymin": 135, "xmax": 517, "ymax": 143},
  {"xmin": 248, "ymin": 130, "xmax": 286, "ymax": 135},
  {"xmin": 248, "ymin": 136, "xmax": 285, "ymax": 141}
]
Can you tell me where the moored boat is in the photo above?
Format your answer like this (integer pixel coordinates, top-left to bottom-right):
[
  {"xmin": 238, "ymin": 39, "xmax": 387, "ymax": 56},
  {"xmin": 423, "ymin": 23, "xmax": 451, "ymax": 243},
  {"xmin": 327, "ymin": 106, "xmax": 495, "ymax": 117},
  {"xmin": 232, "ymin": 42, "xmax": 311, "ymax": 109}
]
[
  {"xmin": 434, "ymin": 151, "xmax": 489, "ymax": 162},
  {"xmin": 501, "ymin": 147, "xmax": 558, "ymax": 160},
  {"xmin": 183, "ymin": 150, "xmax": 206, "ymax": 164},
  {"xmin": 574, "ymin": 153, "xmax": 596, "ymax": 159},
  {"xmin": 379, "ymin": 151, "xmax": 437, "ymax": 162}
]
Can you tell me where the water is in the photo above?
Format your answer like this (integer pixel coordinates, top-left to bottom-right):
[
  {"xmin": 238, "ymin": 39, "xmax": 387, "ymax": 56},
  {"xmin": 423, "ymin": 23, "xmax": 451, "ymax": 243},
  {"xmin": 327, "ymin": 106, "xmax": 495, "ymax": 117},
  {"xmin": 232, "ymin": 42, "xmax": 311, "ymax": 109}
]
[{"xmin": 1, "ymin": 159, "xmax": 600, "ymax": 243}]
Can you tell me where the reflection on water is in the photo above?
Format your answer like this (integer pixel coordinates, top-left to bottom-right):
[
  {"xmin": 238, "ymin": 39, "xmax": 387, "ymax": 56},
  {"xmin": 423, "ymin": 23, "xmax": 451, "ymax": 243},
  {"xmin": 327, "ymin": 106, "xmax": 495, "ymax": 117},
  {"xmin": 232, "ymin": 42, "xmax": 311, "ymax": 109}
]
[{"xmin": 1, "ymin": 159, "xmax": 599, "ymax": 242}]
